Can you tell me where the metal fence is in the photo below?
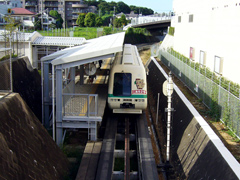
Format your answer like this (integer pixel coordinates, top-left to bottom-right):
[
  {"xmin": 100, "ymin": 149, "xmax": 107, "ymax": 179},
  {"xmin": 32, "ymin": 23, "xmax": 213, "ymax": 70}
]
[
  {"xmin": 63, "ymin": 93, "xmax": 98, "ymax": 117},
  {"xmin": 157, "ymin": 48, "xmax": 240, "ymax": 139},
  {"xmin": 62, "ymin": 80, "xmax": 98, "ymax": 117},
  {"xmin": 0, "ymin": 32, "xmax": 26, "ymax": 58}
]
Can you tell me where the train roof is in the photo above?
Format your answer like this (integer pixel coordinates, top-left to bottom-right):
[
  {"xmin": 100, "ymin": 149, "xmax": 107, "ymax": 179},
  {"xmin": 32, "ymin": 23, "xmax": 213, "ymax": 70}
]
[{"xmin": 114, "ymin": 44, "xmax": 142, "ymax": 66}]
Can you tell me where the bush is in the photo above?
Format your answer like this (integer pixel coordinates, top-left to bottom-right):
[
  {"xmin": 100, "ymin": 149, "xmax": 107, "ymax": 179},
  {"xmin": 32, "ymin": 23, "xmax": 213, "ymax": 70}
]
[
  {"xmin": 103, "ymin": 27, "xmax": 112, "ymax": 35},
  {"xmin": 168, "ymin": 27, "xmax": 175, "ymax": 36}
]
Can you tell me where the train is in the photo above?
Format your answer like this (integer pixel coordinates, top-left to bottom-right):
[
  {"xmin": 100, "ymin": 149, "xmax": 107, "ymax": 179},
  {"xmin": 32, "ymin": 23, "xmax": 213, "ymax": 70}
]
[{"xmin": 107, "ymin": 44, "xmax": 147, "ymax": 114}]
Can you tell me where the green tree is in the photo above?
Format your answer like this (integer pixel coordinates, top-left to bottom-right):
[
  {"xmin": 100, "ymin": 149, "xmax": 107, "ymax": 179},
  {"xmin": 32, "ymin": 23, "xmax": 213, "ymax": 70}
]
[
  {"xmin": 76, "ymin": 13, "xmax": 86, "ymax": 27},
  {"xmin": 4, "ymin": 15, "xmax": 19, "ymax": 33},
  {"xmin": 34, "ymin": 16, "xmax": 42, "ymax": 30},
  {"xmin": 95, "ymin": 16, "xmax": 103, "ymax": 27},
  {"xmin": 98, "ymin": 2, "xmax": 111, "ymax": 15},
  {"xmin": 101, "ymin": 14, "xmax": 112, "ymax": 26},
  {"xmin": 84, "ymin": 12, "xmax": 96, "ymax": 27},
  {"xmin": 49, "ymin": 10, "xmax": 59, "ymax": 18},
  {"xmin": 120, "ymin": 14, "xmax": 127, "ymax": 26},
  {"xmin": 113, "ymin": 17, "xmax": 121, "ymax": 28},
  {"xmin": 49, "ymin": 10, "xmax": 63, "ymax": 28},
  {"xmin": 116, "ymin": 1, "xmax": 131, "ymax": 14}
]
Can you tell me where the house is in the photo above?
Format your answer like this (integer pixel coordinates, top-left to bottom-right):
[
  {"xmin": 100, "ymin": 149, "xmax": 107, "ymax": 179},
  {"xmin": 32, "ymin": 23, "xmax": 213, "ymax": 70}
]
[
  {"xmin": 115, "ymin": 11, "xmax": 139, "ymax": 20},
  {"xmin": 10, "ymin": 8, "xmax": 35, "ymax": 30}
]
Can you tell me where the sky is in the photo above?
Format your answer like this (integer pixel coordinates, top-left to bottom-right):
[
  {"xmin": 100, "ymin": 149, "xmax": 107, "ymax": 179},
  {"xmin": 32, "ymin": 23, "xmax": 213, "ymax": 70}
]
[{"xmin": 104, "ymin": 0, "xmax": 173, "ymax": 13}]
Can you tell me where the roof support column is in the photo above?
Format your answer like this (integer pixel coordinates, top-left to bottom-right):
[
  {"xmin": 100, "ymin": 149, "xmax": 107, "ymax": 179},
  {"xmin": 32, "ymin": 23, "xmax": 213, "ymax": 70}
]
[
  {"xmin": 43, "ymin": 61, "xmax": 50, "ymax": 129},
  {"xmin": 80, "ymin": 65, "xmax": 84, "ymax": 85},
  {"xmin": 70, "ymin": 67, "xmax": 76, "ymax": 93},
  {"xmin": 56, "ymin": 64, "xmax": 63, "ymax": 146}
]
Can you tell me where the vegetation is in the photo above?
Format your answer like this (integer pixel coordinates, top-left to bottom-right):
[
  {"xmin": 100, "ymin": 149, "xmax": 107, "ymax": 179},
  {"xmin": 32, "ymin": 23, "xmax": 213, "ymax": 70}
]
[
  {"xmin": 168, "ymin": 48, "xmax": 240, "ymax": 98},
  {"xmin": 168, "ymin": 27, "xmax": 175, "ymax": 36},
  {"xmin": 0, "ymin": 54, "xmax": 18, "ymax": 62},
  {"xmin": 76, "ymin": 13, "xmax": 86, "ymax": 27},
  {"xmin": 84, "ymin": 12, "xmax": 96, "ymax": 27},
  {"xmin": 49, "ymin": 10, "xmax": 63, "ymax": 28},
  {"xmin": 34, "ymin": 16, "xmax": 42, "ymax": 30},
  {"xmin": 124, "ymin": 27, "xmax": 158, "ymax": 44},
  {"xmin": 84, "ymin": 0, "xmax": 154, "ymax": 15}
]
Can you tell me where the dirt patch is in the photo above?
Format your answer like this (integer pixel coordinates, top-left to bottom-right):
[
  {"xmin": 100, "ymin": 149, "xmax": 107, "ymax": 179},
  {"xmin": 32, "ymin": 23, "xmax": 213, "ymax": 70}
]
[{"xmin": 140, "ymin": 48, "xmax": 240, "ymax": 163}]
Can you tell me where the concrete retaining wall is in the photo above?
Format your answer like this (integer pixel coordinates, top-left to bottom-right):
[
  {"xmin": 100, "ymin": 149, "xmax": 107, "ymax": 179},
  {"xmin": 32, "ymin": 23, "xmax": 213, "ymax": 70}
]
[
  {"xmin": 147, "ymin": 57, "xmax": 240, "ymax": 179},
  {"xmin": 0, "ymin": 93, "xmax": 69, "ymax": 180}
]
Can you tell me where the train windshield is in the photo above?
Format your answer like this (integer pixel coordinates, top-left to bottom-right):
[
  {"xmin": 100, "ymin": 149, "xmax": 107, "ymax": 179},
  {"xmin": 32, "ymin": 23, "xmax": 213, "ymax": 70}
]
[{"xmin": 113, "ymin": 73, "xmax": 131, "ymax": 96}]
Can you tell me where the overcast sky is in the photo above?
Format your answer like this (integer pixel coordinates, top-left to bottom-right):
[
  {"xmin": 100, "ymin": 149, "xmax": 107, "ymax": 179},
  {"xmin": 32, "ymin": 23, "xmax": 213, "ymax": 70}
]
[{"xmin": 104, "ymin": 0, "xmax": 173, "ymax": 13}]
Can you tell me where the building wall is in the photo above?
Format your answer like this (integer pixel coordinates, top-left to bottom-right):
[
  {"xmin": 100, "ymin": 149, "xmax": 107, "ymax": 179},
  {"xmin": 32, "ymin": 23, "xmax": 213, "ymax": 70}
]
[{"xmin": 171, "ymin": 0, "xmax": 240, "ymax": 84}]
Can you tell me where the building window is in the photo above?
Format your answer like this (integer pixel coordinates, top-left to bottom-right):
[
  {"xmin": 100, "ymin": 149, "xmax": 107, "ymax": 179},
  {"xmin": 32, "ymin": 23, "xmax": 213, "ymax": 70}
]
[
  {"xmin": 214, "ymin": 56, "xmax": 223, "ymax": 74},
  {"xmin": 178, "ymin": 16, "xmax": 181, "ymax": 23},
  {"xmin": 199, "ymin": 50, "xmax": 206, "ymax": 66},
  {"xmin": 189, "ymin": 14, "xmax": 193, "ymax": 22},
  {"xmin": 189, "ymin": 47, "xmax": 195, "ymax": 61}
]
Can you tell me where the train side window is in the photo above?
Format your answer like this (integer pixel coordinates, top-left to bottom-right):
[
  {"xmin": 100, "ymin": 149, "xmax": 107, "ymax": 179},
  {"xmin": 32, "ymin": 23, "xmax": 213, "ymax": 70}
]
[{"xmin": 113, "ymin": 73, "xmax": 131, "ymax": 96}]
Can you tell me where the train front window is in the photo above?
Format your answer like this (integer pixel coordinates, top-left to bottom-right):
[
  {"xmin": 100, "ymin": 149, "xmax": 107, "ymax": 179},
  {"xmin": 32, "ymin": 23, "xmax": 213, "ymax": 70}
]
[{"xmin": 113, "ymin": 73, "xmax": 131, "ymax": 96}]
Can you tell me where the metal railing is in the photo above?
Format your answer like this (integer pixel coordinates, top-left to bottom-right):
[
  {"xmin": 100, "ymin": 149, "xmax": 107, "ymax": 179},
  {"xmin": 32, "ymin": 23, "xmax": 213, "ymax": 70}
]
[
  {"xmin": 63, "ymin": 93, "xmax": 98, "ymax": 117},
  {"xmin": 131, "ymin": 15, "xmax": 172, "ymax": 26},
  {"xmin": 156, "ymin": 48, "xmax": 240, "ymax": 139}
]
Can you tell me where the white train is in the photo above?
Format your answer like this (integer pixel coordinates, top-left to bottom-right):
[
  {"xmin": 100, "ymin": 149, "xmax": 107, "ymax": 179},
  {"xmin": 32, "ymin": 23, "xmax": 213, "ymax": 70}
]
[{"xmin": 108, "ymin": 44, "xmax": 147, "ymax": 114}]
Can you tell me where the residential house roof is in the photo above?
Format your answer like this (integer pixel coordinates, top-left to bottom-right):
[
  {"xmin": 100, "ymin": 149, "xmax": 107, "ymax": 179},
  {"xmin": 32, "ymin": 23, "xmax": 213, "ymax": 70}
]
[{"xmin": 11, "ymin": 8, "xmax": 35, "ymax": 15}]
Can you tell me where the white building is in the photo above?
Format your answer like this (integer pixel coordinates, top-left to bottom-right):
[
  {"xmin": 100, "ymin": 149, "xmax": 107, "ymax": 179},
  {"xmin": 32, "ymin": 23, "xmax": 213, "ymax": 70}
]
[{"xmin": 164, "ymin": 0, "xmax": 240, "ymax": 85}]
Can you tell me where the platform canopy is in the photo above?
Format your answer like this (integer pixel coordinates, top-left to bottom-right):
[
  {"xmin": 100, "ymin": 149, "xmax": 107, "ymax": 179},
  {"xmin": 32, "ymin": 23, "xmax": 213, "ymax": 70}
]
[{"xmin": 41, "ymin": 32, "xmax": 125, "ymax": 68}]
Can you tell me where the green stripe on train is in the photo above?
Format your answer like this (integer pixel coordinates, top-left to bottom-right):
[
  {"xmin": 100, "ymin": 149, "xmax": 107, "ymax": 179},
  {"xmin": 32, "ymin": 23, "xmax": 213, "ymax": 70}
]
[{"xmin": 108, "ymin": 94, "xmax": 147, "ymax": 98}]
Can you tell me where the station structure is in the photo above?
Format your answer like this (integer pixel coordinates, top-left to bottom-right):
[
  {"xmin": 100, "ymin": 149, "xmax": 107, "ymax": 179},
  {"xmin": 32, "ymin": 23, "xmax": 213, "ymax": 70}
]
[{"xmin": 41, "ymin": 32, "xmax": 125, "ymax": 145}]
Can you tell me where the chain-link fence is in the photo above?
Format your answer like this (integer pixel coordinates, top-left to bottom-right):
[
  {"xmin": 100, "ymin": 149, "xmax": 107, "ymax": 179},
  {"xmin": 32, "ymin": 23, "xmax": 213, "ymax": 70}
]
[{"xmin": 156, "ymin": 48, "xmax": 240, "ymax": 139}]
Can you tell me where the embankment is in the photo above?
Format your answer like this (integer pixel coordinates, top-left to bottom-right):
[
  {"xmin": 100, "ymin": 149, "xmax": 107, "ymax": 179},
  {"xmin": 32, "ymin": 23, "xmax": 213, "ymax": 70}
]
[{"xmin": 0, "ymin": 93, "xmax": 69, "ymax": 179}]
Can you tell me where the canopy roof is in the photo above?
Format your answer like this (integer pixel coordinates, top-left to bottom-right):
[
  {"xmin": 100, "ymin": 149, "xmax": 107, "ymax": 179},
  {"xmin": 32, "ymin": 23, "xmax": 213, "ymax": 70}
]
[{"xmin": 41, "ymin": 32, "xmax": 125, "ymax": 67}]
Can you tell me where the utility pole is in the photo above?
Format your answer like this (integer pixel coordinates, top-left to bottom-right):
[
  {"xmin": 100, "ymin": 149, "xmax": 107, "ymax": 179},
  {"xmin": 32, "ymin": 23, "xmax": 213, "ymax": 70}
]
[{"xmin": 41, "ymin": 0, "xmax": 43, "ymax": 30}]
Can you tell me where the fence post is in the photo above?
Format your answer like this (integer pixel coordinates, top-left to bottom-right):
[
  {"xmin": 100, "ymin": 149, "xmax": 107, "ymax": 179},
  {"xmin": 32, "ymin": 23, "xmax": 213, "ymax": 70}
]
[{"xmin": 218, "ymin": 77, "xmax": 222, "ymax": 106}]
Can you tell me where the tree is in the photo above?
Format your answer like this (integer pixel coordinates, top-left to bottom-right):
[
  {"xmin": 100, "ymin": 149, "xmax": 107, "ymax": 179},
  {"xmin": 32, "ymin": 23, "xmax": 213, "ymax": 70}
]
[
  {"xmin": 76, "ymin": 13, "xmax": 86, "ymax": 27},
  {"xmin": 49, "ymin": 10, "xmax": 63, "ymax": 28},
  {"xmin": 116, "ymin": 1, "xmax": 131, "ymax": 14},
  {"xmin": 34, "ymin": 16, "xmax": 41, "ymax": 30},
  {"xmin": 120, "ymin": 14, "xmax": 127, "ymax": 26},
  {"xmin": 101, "ymin": 14, "xmax": 112, "ymax": 26},
  {"xmin": 84, "ymin": 12, "xmax": 96, "ymax": 27},
  {"xmin": 113, "ymin": 18, "xmax": 121, "ymax": 28},
  {"xmin": 49, "ymin": 10, "xmax": 59, "ymax": 18},
  {"xmin": 98, "ymin": 2, "xmax": 111, "ymax": 15},
  {"xmin": 4, "ymin": 15, "xmax": 19, "ymax": 33},
  {"xmin": 95, "ymin": 16, "xmax": 103, "ymax": 27}
]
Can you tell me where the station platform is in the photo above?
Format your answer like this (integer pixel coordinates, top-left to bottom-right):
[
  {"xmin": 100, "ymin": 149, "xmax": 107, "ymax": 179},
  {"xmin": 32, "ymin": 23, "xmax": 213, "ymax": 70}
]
[
  {"xmin": 60, "ymin": 59, "xmax": 111, "ymax": 142},
  {"xmin": 75, "ymin": 141, "xmax": 102, "ymax": 180}
]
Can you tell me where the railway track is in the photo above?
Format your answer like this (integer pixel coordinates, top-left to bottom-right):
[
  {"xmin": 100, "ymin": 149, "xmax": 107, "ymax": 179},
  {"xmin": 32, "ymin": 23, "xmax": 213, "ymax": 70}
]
[{"xmin": 96, "ymin": 113, "xmax": 158, "ymax": 180}]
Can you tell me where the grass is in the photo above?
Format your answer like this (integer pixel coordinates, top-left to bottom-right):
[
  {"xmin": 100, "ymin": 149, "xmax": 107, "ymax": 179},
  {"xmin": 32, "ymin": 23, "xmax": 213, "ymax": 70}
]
[
  {"xmin": 61, "ymin": 145, "xmax": 84, "ymax": 180},
  {"xmin": 24, "ymin": 27, "xmax": 123, "ymax": 40}
]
